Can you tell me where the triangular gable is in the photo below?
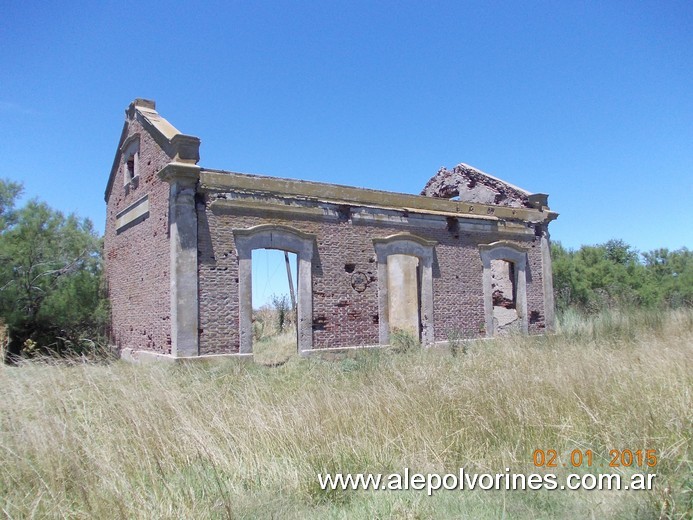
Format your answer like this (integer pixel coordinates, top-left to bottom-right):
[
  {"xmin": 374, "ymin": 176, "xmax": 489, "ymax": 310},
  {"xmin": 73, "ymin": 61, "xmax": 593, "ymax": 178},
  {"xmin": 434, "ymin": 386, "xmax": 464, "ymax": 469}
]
[{"xmin": 104, "ymin": 99, "xmax": 200, "ymax": 202}]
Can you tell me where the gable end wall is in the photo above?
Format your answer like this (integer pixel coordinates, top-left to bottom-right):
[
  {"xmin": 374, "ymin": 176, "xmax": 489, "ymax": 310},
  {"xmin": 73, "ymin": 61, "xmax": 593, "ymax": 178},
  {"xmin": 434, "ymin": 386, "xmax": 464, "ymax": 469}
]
[{"xmin": 104, "ymin": 116, "xmax": 172, "ymax": 353}]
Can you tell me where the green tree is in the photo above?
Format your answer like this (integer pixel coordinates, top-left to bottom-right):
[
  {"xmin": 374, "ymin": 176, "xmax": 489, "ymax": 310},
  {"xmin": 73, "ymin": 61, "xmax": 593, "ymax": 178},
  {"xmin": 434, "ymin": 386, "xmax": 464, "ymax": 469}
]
[
  {"xmin": 0, "ymin": 179, "xmax": 106, "ymax": 361},
  {"xmin": 552, "ymin": 239, "xmax": 692, "ymax": 312},
  {"xmin": 642, "ymin": 248, "xmax": 693, "ymax": 307},
  {"xmin": 0, "ymin": 178, "xmax": 22, "ymax": 232},
  {"xmin": 270, "ymin": 294, "xmax": 290, "ymax": 332},
  {"xmin": 603, "ymin": 239, "xmax": 639, "ymax": 265}
]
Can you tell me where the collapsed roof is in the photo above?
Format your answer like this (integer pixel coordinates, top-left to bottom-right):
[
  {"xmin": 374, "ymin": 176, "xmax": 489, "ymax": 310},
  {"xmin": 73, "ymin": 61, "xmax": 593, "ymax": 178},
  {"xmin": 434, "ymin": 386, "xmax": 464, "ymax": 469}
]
[{"xmin": 421, "ymin": 163, "xmax": 549, "ymax": 210}]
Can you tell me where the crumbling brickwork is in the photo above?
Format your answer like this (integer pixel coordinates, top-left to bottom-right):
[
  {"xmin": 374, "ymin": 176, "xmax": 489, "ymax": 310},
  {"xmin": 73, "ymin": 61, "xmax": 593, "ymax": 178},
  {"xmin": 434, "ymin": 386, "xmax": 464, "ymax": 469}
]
[{"xmin": 421, "ymin": 163, "xmax": 533, "ymax": 208}]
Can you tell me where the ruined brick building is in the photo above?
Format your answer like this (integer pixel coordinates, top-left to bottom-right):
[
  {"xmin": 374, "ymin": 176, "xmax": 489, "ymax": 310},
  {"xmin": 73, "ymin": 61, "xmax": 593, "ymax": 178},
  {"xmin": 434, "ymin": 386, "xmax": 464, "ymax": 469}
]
[{"xmin": 105, "ymin": 99, "xmax": 558, "ymax": 361}]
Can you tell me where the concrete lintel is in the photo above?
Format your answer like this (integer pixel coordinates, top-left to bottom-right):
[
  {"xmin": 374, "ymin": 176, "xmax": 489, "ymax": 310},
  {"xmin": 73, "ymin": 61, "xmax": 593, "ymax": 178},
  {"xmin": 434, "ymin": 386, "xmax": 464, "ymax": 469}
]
[
  {"xmin": 494, "ymin": 222, "xmax": 535, "ymax": 236},
  {"xmin": 212, "ymin": 196, "xmax": 535, "ymax": 238},
  {"xmin": 233, "ymin": 224, "xmax": 317, "ymax": 246},
  {"xmin": 479, "ymin": 240, "xmax": 530, "ymax": 254},
  {"xmin": 351, "ymin": 208, "xmax": 535, "ymax": 236},
  {"xmin": 373, "ymin": 232, "xmax": 437, "ymax": 248},
  {"xmin": 120, "ymin": 133, "xmax": 141, "ymax": 154}
]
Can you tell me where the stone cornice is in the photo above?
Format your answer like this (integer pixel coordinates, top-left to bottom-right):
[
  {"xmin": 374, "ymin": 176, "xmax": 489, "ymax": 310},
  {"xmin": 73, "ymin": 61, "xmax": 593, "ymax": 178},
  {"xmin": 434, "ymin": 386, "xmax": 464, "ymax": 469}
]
[
  {"xmin": 158, "ymin": 162, "xmax": 201, "ymax": 185},
  {"xmin": 200, "ymin": 170, "xmax": 558, "ymax": 224}
]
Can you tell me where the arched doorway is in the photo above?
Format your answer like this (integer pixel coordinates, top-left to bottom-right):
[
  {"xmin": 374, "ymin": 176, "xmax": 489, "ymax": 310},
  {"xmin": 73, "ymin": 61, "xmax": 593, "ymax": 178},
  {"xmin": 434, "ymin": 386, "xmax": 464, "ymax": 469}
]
[{"xmin": 233, "ymin": 225, "xmax": 315, "ymax": 355}]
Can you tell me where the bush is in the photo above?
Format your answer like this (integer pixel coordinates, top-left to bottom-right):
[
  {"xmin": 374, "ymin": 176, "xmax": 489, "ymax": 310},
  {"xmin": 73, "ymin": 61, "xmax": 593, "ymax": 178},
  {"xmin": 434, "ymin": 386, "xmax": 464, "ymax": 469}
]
[{"xmin": 389, "ymin": 328, "xmax": 420, "ymax": 352}]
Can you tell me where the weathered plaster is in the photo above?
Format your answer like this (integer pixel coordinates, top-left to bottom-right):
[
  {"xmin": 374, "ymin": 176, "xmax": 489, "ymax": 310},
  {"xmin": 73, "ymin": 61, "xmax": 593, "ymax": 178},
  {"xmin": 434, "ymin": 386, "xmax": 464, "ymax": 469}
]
[{"xmin": 387, "ymin": 254, "xmax": 421, "ymax": 338}]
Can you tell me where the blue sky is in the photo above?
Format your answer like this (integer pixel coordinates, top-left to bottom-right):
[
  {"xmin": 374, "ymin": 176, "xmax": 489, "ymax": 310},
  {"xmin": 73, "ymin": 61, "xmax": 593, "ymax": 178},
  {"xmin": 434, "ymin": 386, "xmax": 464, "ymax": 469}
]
[{"xmin": 1, "ymin": 1, "xmax": 691, "ymax": 304}]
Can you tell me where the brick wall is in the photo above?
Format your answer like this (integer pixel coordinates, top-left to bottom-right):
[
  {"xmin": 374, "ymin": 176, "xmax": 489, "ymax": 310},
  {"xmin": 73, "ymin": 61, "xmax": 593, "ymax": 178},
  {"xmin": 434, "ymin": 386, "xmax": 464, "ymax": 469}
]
[
  {"xmin": 104, "ymin": 117, "xmax": 172, "ymax": 353},
  {"xmin": 197, "ymin": 194, "xmax": 548, "ymax": 354}
]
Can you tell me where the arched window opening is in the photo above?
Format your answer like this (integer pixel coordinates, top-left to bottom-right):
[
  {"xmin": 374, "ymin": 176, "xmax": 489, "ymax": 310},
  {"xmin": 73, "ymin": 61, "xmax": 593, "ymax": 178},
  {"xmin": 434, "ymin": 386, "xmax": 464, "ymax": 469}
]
[
  {"xmin": 480, "ymin": 241, "xmax": 529, "ymax": 337},
  {"xmin": 490, "ymin": 259, "xmax": 519, "ymax": 335},
  {"xmin": 373, "ymin": 233, "xmax": 436, "ymax": 347}
]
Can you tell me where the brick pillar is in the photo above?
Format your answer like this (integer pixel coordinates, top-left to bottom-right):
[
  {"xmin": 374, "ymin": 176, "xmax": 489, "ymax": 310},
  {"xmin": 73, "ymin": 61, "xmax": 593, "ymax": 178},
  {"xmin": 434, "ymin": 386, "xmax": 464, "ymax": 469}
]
[{"xmin": 540, "ymin": 226, "xmax": 556, "ymax": 331}]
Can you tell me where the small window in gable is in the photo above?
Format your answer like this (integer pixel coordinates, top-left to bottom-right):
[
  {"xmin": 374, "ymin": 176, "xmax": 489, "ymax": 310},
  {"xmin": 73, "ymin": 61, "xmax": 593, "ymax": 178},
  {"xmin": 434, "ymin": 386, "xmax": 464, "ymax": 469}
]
[
  {"xmin": 126, "ymin": 155, "xmax": 136, "ymax": 181},
  {"xmin": 121, "ymin": 135, "xmax": 140, "ymax": 186}
]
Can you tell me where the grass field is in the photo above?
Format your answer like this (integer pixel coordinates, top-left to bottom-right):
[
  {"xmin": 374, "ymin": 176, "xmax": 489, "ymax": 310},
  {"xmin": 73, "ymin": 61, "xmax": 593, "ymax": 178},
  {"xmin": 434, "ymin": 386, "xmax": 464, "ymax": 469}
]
[{"xmin": 1, "ymin": 309, "xmax": 691, "ymax": 519}]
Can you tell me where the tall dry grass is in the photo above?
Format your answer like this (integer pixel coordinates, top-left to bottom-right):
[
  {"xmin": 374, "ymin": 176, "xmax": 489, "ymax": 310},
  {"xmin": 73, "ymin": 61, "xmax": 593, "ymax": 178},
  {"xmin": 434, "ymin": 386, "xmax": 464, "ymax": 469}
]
[{"xmin": 0, "ymin": 309, "xmax": 691, "ymax": 519}]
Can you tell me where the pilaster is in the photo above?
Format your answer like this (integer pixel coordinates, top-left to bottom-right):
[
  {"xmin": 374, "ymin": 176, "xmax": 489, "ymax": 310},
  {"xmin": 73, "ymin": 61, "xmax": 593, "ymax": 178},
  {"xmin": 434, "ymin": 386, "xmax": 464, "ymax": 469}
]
[{"xmin": 159, "ymin": 162, "xmax": 201, "ymax": 357}]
